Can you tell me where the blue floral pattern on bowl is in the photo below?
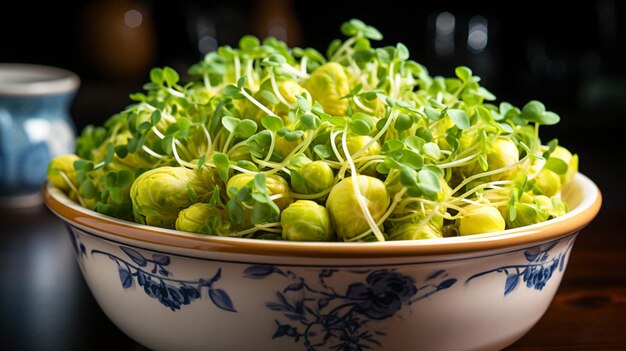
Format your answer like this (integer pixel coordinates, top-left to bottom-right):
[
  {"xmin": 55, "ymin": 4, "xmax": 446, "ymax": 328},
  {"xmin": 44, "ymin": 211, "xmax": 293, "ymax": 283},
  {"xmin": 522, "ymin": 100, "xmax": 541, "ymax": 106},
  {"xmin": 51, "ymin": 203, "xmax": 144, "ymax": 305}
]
[
  {"xmin": 244, "ymin": 265, "xmax": 457, "ymax": 350},
  {"xmin": 466, "ymin": 237, "xmax": 575, "ymax": 295},
  {"xmin": 92, "ymin": 246, "xmax": 236, "ymax": 312}
]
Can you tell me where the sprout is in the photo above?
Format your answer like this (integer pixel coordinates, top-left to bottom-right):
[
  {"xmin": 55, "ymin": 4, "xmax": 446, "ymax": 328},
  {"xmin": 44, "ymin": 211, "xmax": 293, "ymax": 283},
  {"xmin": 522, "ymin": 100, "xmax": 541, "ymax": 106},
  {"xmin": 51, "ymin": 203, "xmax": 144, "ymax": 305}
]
[
  {"xmin": 175, "ymin": 203, "xmax": 230, "ymax": 235},
  {"xmin": 340, "ymin": 135, "xmax": 381, "ymax": 175},
  {"xmin": 47, "ymin": 20, "xmax": 576, "ymax": 242},
  {"xmin": 130, "ymin": 167, "xmax": 216, "ymax": 228},
  {"xmin": 226, "ymin": 173, "xmax": 293, "ymax": 210},
  {"xmin": 303, "ymin": 62, "xmax": 350, "ymax": 116},
  {"xmin": 506, "ymin": 200, "xmax": 550, "ymax": 229},
  {"xmin": 280, "ymin": 200, "xmax": 334, "ymax": 241},
  {"xmin": 459, "ymin": 206, "xmax": 505, "ymax": 236},
  {"xmin": 47, "ymin": 154, "xmax": 80, "ymax": 192},
  {"xmin": 550, "ymin": 146, "xmax": 578, "ymax": 185},
  {"xmin": 288, "ymin": 156, "xmax": 335, "ymax": 194},
  {"xmin": 388, "ymin": 219, "xmax": 443, "ymax": 240},
  {"xmin": 273, "ymin": 137, "xmax": 302, "ymax": 159},
  {"xmin": 244, "ymin": 79, "xmax": 306, "ymax": 124},
  {"xmin": 487, "ymin": 137, "xmax": 519, "ymax": 180},
  {"xmin": 532, "ymin": 168, "xmax": 562, "ymax": 197},
  {"xmin": 326, "ymin": 175, "xmax": 390, "ymax": 240}
]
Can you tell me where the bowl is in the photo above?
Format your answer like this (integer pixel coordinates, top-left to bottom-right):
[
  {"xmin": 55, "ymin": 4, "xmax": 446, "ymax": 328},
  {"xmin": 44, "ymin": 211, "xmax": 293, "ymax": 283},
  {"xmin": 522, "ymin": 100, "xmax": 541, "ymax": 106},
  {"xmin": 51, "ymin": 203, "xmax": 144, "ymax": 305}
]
[{"xmin": 44, "ymin": 172, "xmax": 601, "ymax": 351}]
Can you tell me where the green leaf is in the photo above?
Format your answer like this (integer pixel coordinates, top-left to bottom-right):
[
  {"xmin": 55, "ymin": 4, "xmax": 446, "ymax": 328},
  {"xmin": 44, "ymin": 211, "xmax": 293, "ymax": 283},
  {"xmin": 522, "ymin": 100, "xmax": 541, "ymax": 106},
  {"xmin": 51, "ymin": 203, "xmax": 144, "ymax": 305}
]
[
  {"xmin": 163, "ymin": 66, "xmax": 180, "ymax": 86},
  {"xmin": 400, "ymin": 150, "xmax": 423, "ymax": 169},
  {"xmin": 342, "ymin": 83, "xmax": 363, "ymax": 99},
  {"xmin": 538, "ymin": 111, "xmax": 560, "ymax": 125},
  {"xmin": 261, "ymin": 115, "xmax": 284, "ymax": 131},
  {"xmin": 404, "ymin": 136, "xmax": 425, "ymax": 151},
  {"xmin": 295, "ymin": 94, "xmax": 311, "ymax": 111},
  {"xmin": 521, "ymin": 101, "xmax": 546, "ymax": 122},
  {"xmin": 417, "ymin": 168, "xmax": 441, "ymax": 199},
  {"xmin": 236, "ymin": 76, "xmax": 247, "ymax": 89},
  {"xmin": 227, "ymin": 199, "xmax": 244, "ymax": 225},
  {"xmin": 222, "ymin": 85, "xmax": 241, "ymax": 97},
  {"xmin": 150, "ymin": 110, "xmax": 162, "ymax": 126},
  {"xmin": 259, "ymin": 89, "xmax": 279, "ymax": 105},
  {"xmin": 400, "ymin": 166, "xmax": 418, "ymax": 187},
  {"xmin": 161, "ymin": 135, "xmax": 173, "ymax": 155},
  {"xmin": 104, "ymin": 143, "xmax": 115, "ymax": 164},
  {"xmin": 363, "ymin": 24, "xmax": 383, "ymax": 40},
  {"xmin": 247, "ymin": 131, "xmax": 272, "ymax": 158},
  {"xmin": 283, "ymin": 130, "xmax": 304, "ymax": 142},
  {"xmin": 447, "ymin": 109, "xmax": 470, "ymax": 129},
  {"xmin": 187, "ymin": 183, "xmax": 198, "ymax": 203},
  {"xmin": 394, "ymin": 113, "xmax": 413, "ymax": 131},
  {"xmin": 350, "ymin": 119, "xmax": 371, "ymax": 136},
  {"xmin": 455, "ymin": 66, "xmax": 472, "ymax": 82},
  {"xmin": 422, "ymin": 142, "xmax": 441, "ymax": 160},
  {"xmin": 117, "ymin": 170, "xmax": 133, "ymax": 187},
  {"xmin": 300, "ymin": 113, "xmax": 320, "ymax": 130},
  {"xmin": 424, "ymin": 106, "xmax": 442, "ymax": 121},
  {"xmin": 138, "ymin": 121, "xmax": 152, "ymax": 132},
  {"xmin": 213, "ymin": 153, "xmax": 230, "ymax": 182},
  {"xmin": 114, "ymin": 145, "xmax": 128, "ymax": 159},
  {"xmin": 313, "ymin": 144, "xmax": 332, "ymax": 159},
  {"xmin": 475, "ymin": 87, "xmax": 496, "ymax": 100},
  {"xmin": 109, "ymin": 187, "xmax": 124, "ymax": 204},
  {"xmin": 253, "ymin": 173, "xmax": 266, "ymax": 191},
  {"xmin": 396, "ymin": 43, "xmax": 409, "ymax": 60},
  {"xmin": 382, "ymin": 139, "xmax": 404, "ymax": 153},
  {"xmin": 239, "ymin": 35, "xmax": 260, "ymax": 50},
  {"xmin": 150, "ymin": 68, "xmax": 163, "ymax": 85},
  {"xmin": 251, "ymin": 201, "xmax": 278, "ymax": 224},
  {"xmin": 234, "ymin": 119, "xmax": 258, "ymax": 137},
  {"xmin": 236, "ymin": 160, "xmax": 259, "ymax": 172},
  {"xmin": 222, "ymin": 116, "xmax": 240, "ymax": 133},
  {"xmin": 80, "ymin": 178, "xmax": 96, "ymax": 198},
  {"xmin": 546, "ymin": 157, "xmax": 568, "ymax": 175}
]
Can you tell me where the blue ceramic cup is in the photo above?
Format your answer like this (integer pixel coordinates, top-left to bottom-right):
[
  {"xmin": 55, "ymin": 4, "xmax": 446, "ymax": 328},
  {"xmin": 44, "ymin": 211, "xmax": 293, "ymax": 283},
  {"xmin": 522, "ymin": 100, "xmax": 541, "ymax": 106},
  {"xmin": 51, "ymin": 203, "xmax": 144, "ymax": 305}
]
[{"xmin": 0, "ymin": 64, "xmax": 79, "ymax": 207}]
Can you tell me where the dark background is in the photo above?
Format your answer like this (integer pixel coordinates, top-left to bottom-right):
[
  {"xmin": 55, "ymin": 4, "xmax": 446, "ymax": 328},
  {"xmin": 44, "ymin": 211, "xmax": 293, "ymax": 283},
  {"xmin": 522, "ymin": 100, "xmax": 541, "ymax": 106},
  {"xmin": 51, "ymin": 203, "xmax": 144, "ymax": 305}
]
[{"xmin": 1, "ymin": 0, "xmax": 624, "ymax": 210}]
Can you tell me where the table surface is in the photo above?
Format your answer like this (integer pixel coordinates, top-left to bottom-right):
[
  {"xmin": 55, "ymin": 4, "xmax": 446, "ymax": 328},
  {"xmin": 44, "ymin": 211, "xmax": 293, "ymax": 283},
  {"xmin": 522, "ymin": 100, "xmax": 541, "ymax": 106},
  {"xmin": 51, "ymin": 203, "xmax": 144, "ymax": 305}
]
[{"xmin": 0, "ymin": 201, "xmax": 624, "ymax": 351}]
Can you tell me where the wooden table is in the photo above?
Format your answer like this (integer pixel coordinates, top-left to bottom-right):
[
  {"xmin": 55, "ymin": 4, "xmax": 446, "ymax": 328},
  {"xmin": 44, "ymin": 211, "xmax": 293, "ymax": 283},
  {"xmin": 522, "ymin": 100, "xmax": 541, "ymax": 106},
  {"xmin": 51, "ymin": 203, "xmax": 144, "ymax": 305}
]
[{"xmin": 1, "ymin": 203, "xmax": 624, "ymax": 350}]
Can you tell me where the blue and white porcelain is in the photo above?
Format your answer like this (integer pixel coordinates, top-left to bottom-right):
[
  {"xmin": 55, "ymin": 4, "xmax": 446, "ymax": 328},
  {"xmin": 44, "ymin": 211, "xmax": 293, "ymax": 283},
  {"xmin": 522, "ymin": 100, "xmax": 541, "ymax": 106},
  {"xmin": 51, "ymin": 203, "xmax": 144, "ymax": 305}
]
[
  {"xmin": 45, "ymin": 173, "xmax": 601, "ymax": 351},
  {"xmin": 0, "ymin": 63, "xmax": 79, "ymax": 207}
]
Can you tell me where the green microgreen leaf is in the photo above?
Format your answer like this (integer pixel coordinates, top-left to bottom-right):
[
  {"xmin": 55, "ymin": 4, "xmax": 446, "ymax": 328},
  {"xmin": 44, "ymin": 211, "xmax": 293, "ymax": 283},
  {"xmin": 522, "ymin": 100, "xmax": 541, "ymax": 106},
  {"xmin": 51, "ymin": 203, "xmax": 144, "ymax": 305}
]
[
  {"xmin": 382, "ymin": 139, "xmax": 404, "ymax": 153},
  {"xmin": 114, "ymin": 145, "xmax": 128, "ymax": 159},
  {"xmin": 223, "ymin": 85, "xmax": 241, "ymax": 97},
  {"xmin": 239, "ymin": 35, "xmax": 260, "ymax": 50},
  {"xmin": 313, "ymin": 144, "xmax": 332, "ymax": 159},
  {"xmin": 261, "ymin": 115, "xmax": 284, "ymax": 131},
  {"xmin": 234, "ymin": 119, "xmax": 258, "ymax": 138},
  {"xmin": 300, "ymin": 113, "xmax": 320, "ymax": 130},
  {"xmin": 222, "ymin": 116, "xmax": 240, "ymax": 133},
  {"xmin": 350, "ymin": 119, "xmax": 371, "ymax": 136},
  {"xmin": 104, "ymin": 143, "xmax": 115, "ymax": 164},
  {"xmin": 447, "ymin": 109, "xmax": 470, "ymax": 129},
  {"xmin": 545, "ymin": 157, "xmax": 568, "ymax": 174},
  {"xmin": 259, "ymin": 89, "xmax": 279, "ymax": 105},
  {"xmin": 455, "ymin": 66, "xmax": 472, "ymax": 83},
  {"xmin": 295, "ymin": 94, "xmax": 311, "ymax": 111},
  {"xmin": 394, "ymin": 113, "xmax": 413, "ymax": 131},
  {"xmin": 163, "ymin": 66, "xmax": 180, "ymax": 86},
  {"xmin": 213, "ymin": 153, "xmax": 230, "ymax": 182},
  {"xmin": 150, "ymin": 110, "xmax": 161, "ymax": 126}
]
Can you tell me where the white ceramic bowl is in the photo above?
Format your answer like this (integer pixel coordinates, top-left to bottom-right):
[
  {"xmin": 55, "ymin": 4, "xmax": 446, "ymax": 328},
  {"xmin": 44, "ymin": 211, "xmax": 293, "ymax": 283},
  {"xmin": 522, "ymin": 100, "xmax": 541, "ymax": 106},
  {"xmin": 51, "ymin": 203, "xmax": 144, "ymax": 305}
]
[{"xmin": 44, "ymin": 173, "xmax": 601, "ymax": 351}]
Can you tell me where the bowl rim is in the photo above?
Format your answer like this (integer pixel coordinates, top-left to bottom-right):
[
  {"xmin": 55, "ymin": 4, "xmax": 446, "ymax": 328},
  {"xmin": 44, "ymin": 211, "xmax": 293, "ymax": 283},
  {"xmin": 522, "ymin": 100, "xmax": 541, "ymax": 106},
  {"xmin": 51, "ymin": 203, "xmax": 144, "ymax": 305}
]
[{"xmin": 44, "ymin": 172, "xmax": 601, "ymax": 258}]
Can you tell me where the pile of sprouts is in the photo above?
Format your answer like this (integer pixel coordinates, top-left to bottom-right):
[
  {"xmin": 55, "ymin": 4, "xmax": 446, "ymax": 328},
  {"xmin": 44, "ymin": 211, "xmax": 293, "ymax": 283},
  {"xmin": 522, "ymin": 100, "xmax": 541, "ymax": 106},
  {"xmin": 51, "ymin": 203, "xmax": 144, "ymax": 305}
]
[{"xmin": 48, "ymin": 19, "xmax": 578, "ymax": 242}]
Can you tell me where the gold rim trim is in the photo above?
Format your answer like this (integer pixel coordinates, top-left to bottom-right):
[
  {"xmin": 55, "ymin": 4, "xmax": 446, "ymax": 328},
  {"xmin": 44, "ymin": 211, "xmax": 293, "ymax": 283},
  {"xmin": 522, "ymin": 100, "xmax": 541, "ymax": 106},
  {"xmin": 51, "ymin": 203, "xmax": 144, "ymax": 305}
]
[{"xmin": 44, "ymin": 173, "xmax": 602, "ymax": 258}]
